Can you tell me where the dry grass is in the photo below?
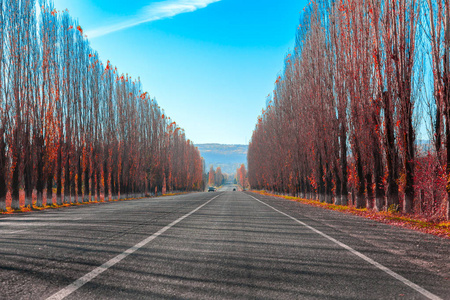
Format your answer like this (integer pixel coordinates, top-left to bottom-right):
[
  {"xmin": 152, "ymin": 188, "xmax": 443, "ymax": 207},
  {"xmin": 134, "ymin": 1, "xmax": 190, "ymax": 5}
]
[{"xmin": 251, "ymin": 190, "xmax": 450, "ymax": 239}]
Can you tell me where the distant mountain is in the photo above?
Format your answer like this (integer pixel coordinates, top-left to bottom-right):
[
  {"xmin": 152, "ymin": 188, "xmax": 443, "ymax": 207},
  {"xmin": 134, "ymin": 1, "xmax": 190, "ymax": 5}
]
[{"xmin": 195, "ymin": 144, "xmax": 248, "ymax": 175}]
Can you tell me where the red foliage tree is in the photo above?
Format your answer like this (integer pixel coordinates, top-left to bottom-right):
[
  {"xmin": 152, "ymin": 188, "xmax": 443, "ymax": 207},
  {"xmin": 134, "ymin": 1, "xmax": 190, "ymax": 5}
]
[
  {"xmin": 248, "ymin": 0, "xmax": 446, "ymax": 220},
  {"xmin": 0, "ymin": 0, "xmax": 204, "ymax": 211}
]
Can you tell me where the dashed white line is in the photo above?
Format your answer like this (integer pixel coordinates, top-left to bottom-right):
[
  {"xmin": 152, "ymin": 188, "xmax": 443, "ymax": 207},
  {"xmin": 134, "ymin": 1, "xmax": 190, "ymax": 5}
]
[
  {"xmin": 46, "ymin": 194, "xmax": 221, "ymax": 300},
  {"xmin": 247, "ymin": 194, "xmax": 443, "ymax": 300}
]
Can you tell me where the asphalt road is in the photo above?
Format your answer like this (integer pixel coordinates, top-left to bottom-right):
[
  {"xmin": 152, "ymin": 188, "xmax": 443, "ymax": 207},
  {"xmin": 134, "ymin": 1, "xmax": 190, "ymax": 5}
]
[
  {"xmin": 0, "ymin": 190, "xmax": 449, "ymax": 299},
  {"xmin": 217, "ymin": 184, "xmax": 239, "ymax": 192}
]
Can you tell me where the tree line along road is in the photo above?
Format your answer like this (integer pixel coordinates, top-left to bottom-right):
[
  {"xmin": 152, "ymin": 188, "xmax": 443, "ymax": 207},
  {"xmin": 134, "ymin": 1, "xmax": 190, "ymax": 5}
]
[{"xmin": 0, "ymin": 189, "xmax": 449, "ymax": 299}]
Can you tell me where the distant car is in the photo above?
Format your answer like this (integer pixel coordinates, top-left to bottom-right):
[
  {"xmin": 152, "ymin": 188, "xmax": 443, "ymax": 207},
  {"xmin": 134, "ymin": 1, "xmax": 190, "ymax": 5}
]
[
  {"xmin": 208, "ymin": 187, "xmax": 215, "ymax": 192},
  {"xmin": 233, "ymin": 188, "xmax": 236, "ymax": 191}
]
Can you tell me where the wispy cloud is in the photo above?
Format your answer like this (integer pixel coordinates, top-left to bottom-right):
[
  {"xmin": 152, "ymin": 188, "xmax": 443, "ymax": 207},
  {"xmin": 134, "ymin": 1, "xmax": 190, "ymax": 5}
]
[{"xmin": 86, "ymin": 0, "xmax": 221, "ymax": 39}]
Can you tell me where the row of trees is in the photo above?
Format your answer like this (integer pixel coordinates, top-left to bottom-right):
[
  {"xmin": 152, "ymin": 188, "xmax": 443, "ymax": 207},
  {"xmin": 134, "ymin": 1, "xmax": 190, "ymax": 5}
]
[
  {"xmin": 207, "ymin": 166, "xmax": 225, "ymax": 187},
  {"xmin": 236, "ymin": 164, "xmax": 248, "ymax": 189},
  {"xmin": 0, "ymin": 0, "xmax": 203, "ymax": 211},
  {"xmin": 248, "ymin": 0, "xmax": 450, "ymax": 220}
]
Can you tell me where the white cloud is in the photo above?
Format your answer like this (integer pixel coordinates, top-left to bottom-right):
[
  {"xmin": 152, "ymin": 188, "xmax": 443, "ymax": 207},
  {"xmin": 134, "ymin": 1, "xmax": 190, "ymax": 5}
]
[{"xmin": 86, "ymin": 0, "xmax": 221, "ymax": 38}]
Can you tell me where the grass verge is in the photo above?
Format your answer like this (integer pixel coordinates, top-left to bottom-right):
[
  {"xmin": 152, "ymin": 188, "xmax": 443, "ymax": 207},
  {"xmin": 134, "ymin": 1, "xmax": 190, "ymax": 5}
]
[{"xmin": 251, "ymin": 190, "xmax": 450, "ymax": 239}]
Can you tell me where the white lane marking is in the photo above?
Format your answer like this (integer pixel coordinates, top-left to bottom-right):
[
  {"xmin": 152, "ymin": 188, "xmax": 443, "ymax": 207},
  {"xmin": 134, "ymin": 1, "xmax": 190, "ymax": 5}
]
[
  {"xmin": 247, "ymin": 194, "xmax": 443, "ymax": 300},
  {"xmin": 0, "ymin": 229, "xmax": 26, "ymax": 235},
  {"xmin": 46, "ymin": 194, "xmax": 221, "ymax": 300},
  {"xmin": 0, "ymin": 217, "xmax": 76, "ymax": 221},
  {"xmin": 0, "ymin": 222, "xmax": 89, "ymax": 227}
]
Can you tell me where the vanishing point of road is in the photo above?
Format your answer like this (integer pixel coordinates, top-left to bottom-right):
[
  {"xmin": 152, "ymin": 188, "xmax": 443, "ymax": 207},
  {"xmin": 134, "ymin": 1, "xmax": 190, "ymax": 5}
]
[{"xmin": 1, "ymin": 185, "xmax": 449, "ymax": 299}]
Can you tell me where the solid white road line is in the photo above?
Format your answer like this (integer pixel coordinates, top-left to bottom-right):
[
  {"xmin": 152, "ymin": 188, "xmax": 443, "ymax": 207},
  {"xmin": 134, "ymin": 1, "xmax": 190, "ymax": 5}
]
[
  {"xmin": 46, "ymin": 194, "xmax": 221, "ymax": 300},
  {"xmin": 247, "ymin": 194, "xmax": 443, "ymax": 300},
  {"xmin": 0, "ymin": 229, "xmax": 27, "ymax": 234}
]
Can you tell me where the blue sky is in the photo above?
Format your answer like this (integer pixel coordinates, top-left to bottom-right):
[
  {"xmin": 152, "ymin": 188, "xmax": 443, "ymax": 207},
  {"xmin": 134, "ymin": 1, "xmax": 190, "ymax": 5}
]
[{"xmin": 52, "ymin": 0, "xmax": 308, "ymax": 145}]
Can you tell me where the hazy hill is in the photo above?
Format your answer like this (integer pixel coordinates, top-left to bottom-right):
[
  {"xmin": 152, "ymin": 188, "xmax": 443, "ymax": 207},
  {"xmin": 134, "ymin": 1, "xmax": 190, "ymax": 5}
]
[{"xmin": 195, "ymin": 144, "xmax": 248, "ymax": 175}]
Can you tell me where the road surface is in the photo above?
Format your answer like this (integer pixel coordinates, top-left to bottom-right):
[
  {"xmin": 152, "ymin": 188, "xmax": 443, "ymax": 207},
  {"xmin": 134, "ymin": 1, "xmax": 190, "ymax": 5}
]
[
  {"xmin": 0, "ymin": 190, "xmax": 449, "ymax": 299},
  {"xmin": 217, "ymin": 184, "xmax": 239, "ymax": 192}
]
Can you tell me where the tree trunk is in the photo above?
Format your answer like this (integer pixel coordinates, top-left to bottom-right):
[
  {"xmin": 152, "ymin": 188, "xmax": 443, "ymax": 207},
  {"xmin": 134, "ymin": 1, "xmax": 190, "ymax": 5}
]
[
  {"xmin": 11, "ymin": 152, "xmax": 21, "ymax": 210},
  {"xmin": 403, "ymin": 107, "xmax": 415, "ymax": 213},
  {"xmin": 57, "ymin": 146, "xmax": 63, "ymax": 205},
  {"xmin": 355, "ymin": 151, "xmax": 365, "ymax": 209},
  {"xmin": 340, "ymin": 123, "xmax": 348, "ymax": 206},
  {"xmin": 0, "ymin": 165, "xmax": 6, "ymax": 211},
  {"xmin": 334, "ymin": 165, "xmax": 342, "ymax": 205},
  {"xmin": 384, "ymin": 93, "xmax": 399, "ymax": 210},
  {"xmin": 366, "ymin": 172, "xmax": 373, "ymax": 209}
]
